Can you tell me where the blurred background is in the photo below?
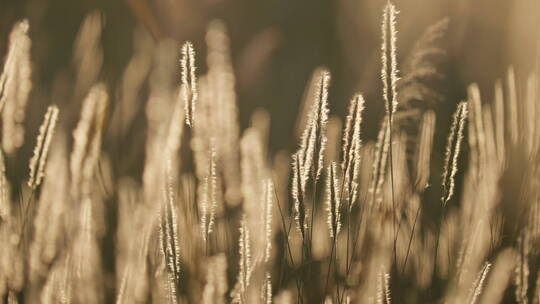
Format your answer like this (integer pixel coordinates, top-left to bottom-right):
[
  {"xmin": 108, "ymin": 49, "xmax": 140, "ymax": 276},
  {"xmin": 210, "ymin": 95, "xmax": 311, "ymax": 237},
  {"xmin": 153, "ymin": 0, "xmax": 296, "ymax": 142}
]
[
  {"xmin": 1, "ymin": 0, "xmax": 539, "ymax": 155},
  {"xmin": 0, "ymin": 1, "xmax": 539, "ymax": 302}
]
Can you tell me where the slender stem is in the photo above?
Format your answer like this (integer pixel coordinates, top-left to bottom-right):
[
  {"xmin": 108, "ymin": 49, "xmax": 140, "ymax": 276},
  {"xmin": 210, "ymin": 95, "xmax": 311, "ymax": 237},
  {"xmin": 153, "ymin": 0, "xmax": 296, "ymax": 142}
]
[
  {"xmin": 402, "ymin": 203, "xmax": 421, "ymax": 274},
  {"xmin": 272, "ymin": 178, "xmax": 303, "ymax": 299},
  {"xmin": 345, "ymin": 197, "xmax": 352, "ymax": 275},
  {"xmin": 433, "ymin": 203, "xmax": 447, "ymax": 274},
  {"xmin": 387, "ymin": 116, "xmax": 398, "ymax": 267},
  {"xmin": 274, "ymin": 179, "xmax": 296, "ymax": 268},
  {"xmin": 324, "ymin": 233, "xmax": 337, "ymax": 298},
  {"xmin": 347, "ymin": 203, "xmax": 365, "ymax": 275},
  {"xmin": 20, "ymin": 190, "xmax": 35, "ymax": 248}
]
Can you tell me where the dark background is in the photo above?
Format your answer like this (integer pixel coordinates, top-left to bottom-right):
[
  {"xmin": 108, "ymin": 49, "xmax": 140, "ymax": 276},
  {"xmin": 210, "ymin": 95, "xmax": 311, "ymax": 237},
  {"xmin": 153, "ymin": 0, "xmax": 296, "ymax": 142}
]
[{"xmin": 1, "ymin": 0, "xmax": 539, "ymax": 152}]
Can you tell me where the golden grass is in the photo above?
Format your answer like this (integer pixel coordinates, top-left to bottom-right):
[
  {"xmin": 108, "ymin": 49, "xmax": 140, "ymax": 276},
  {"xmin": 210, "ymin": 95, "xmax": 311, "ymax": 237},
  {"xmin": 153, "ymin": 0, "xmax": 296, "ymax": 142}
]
[{"xmin": 0, "ymin": 2, "xmax": 539, "ymax": 303}]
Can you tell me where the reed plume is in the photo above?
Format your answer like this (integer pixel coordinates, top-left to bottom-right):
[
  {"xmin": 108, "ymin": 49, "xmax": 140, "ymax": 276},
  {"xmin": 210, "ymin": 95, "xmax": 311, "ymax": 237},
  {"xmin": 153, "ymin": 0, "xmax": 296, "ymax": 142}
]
[{"xmin": 398, "ymin": 18, "xmax": 448, "ymax": 118}]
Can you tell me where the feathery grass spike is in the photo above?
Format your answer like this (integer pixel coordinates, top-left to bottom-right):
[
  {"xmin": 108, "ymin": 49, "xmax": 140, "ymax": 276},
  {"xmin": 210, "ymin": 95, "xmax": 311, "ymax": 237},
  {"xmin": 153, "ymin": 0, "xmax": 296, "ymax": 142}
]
[
  {"xmin": 298, "ymin": 69, "xmax": 330, "ymax": 187},
  {"xmin": 382, "ymin": 2, "xmax": 399, "ymax": 122},
  {"xmin": 263, "ymin": 179, "xmax": 273, "ymax": 263},
  {"xmin": 469, "ymin": 262, "xmax": 491, "ymax": 304},
  {"xmin": 261, "ymin": 272, "xmax": 272, "ymax": 304},
  {"xmin": 28, "ymin": 106, "xmax": 59, "ymax": 189},
  {"xmin": 198, "ymin": 141, "xmax": 218, "ymax": 243},
  {"xmin": 238, "ymin": 214, "xmax": 252, "ymax": 299},
  {"xmin": 160, "ymin": 157, "xmax": 181, "ymax": 285},
  {"xmin": 442, "ymin": 102, "xmax": 468, "ymax": 205},
  {"xmin": 370, "ymin": 118, "xmax": 391, "ymax": 205},
  {"xmin": 292, "ymin": 153, "xmax": 307, "ymax": 239},
  {"xmin": 342, "ymin": 94, "xmax": 365, "ymax": 204},
  {"xmin": 181, "ymin": 41, "xmax": 197, "ymax": 127},
  {"xmin": 207, "ymin": 144, "xmax": 218, "ymax": 237},
  {"xmin": 384, "ymin": 271, "xmax": 392, "ymax": 304},
  {"xmin": 325, "ymin": 162, "xmax": 341, "ymax": 238}
]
